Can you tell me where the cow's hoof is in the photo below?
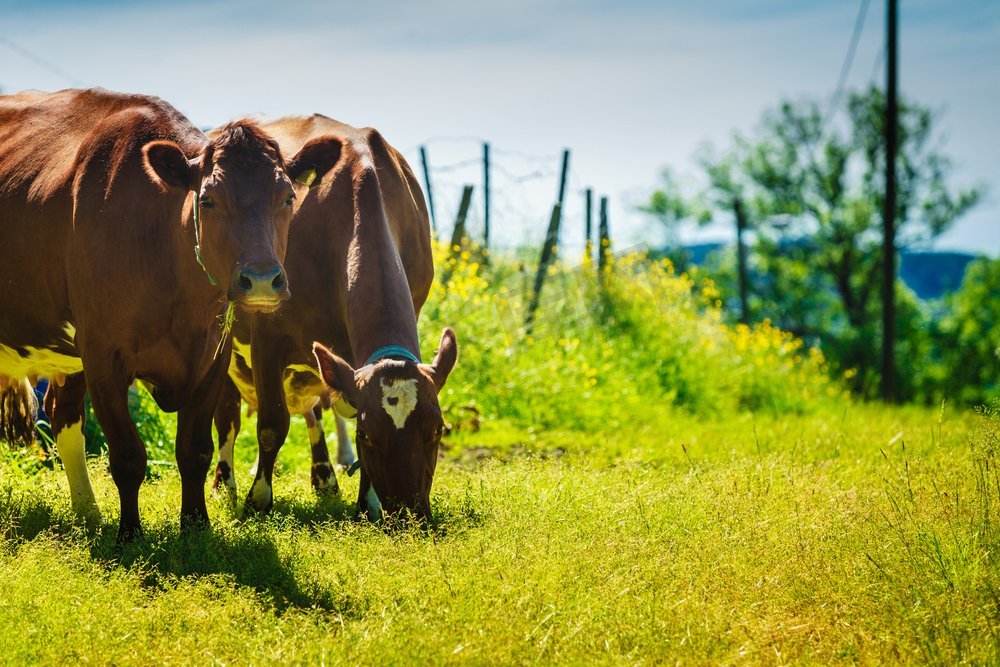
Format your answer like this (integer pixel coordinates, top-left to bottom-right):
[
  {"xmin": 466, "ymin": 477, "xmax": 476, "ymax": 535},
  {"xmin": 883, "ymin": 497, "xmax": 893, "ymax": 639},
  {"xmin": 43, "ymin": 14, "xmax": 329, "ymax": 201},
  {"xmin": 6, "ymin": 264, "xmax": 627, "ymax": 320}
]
[
  {"xmin": 243, "ymin": 478, "xmax": 274, "ymax": 516},
  {"xmin": 311, "ymin": 462, "xmax": 339, "ymax": 496},
  {"xmin": 180, "ymin": 509, "xmax": 211, "ymax": 533},
  {"xmin": 71, "ymin": 502, "xmax": 103, "ymax": 532},
  {"xmin": 212, "ymin": 463, "xmax": 239, "ymax": 500}
]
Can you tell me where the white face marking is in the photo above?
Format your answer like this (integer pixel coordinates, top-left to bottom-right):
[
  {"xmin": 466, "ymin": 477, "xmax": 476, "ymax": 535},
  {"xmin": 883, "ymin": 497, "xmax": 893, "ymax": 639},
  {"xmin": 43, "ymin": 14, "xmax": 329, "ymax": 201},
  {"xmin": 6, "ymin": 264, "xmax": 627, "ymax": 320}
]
[{"xmin": 380, "ymin": 378, "xmax": 418, "ymax": 429}]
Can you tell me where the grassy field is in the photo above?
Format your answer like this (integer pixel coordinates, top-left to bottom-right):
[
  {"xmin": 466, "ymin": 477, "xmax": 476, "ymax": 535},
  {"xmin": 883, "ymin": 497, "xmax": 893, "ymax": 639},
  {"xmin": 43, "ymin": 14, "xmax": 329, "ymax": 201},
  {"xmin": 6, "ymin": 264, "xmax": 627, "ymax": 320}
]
[
  {"xmin": 2, "ymin": 251, "xmax": 998, "ymax": 664},
  {"xmin": 2, "ymin": 402, "xmax": 998, "ymax": 664}
]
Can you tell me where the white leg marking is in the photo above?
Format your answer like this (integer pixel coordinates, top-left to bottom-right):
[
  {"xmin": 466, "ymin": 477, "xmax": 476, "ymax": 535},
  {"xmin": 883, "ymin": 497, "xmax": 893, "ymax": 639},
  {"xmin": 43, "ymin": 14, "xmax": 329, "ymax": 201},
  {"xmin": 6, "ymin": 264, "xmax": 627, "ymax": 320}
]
[
  {"xmin": 335, "ymin": 415, "xmax": 357, "ymax": 468},
  {"xmin": 217, "ymin": 428, "xmax": 237, "ymax": 494},
  {"xmin": 249, "ymin": 477, "xmax": 272, "ymax": 510},
  {"xmin": 305, "ymin": 409, "xmax": 322, "ymax": 447},
  {"xmin": 306, "ymin": 411, "xmax": 336, "ymax": 492},
  {"xmin": 56, "ymin": 420, "xmax": 101, "ymax": 527},
  {"xmin": 249, "ymin": 452, "xmax": 259, "ymax": 478}
]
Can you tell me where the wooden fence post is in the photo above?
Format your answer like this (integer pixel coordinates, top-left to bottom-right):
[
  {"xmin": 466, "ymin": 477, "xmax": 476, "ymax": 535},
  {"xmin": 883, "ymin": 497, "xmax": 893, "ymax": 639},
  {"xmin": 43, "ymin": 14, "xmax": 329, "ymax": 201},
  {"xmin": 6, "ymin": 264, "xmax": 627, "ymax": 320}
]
[
  {"xmin": 482, "ymin": 142, "xmax": 491, "ymax": 249},
  {"xmin": 556, "ymin": 149, "xmax": 570, "ymax": 207},
  {"xmin": 419, "ymin": 146, "xmax": 436, "ymax": 235},
  {"xmin": 440, "ymin": 184, "xmax": 474, "ymax": 287},
  {"xmin": 450, "ymin": 185, "xmax": 474, "ymax": 251},
  {"xmin": 598, "ymin": 196, "xmax": 610, "ymax": 279},
  {"xmin": 585, "ymin": 188, "xmax": 593, "ymax": 264},
  {"xmin": 524, "ymin": 202, "xmax": 563, "ymax": 331}
]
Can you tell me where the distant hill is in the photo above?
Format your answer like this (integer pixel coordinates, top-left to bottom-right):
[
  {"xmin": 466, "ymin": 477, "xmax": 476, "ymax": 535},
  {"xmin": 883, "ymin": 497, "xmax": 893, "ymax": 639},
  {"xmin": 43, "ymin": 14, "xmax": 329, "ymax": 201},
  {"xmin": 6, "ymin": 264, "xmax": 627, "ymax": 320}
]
[
  {"xmin": 682, "ymin": 243, "xmax": 977, "ymax": 301},
  {"xmin": 898, "ymin": 252, "xmax": 977, "ymax": 300}
]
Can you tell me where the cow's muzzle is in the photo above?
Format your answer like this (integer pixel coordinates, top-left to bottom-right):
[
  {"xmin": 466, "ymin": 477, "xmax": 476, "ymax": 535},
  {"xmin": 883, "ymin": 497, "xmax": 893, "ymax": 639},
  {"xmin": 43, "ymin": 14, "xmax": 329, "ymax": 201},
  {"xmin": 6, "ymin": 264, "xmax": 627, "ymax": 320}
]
[{"xmin": 231, "ymin": 262, "xmax": 289, "ymax": 311}]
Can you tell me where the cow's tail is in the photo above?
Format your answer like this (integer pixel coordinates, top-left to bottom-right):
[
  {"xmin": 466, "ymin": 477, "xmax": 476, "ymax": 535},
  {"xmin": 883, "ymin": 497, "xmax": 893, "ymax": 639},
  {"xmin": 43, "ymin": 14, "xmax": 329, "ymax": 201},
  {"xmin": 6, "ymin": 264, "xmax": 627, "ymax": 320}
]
[{"xmin": 0, "ymin": 378, "xmax": 38, "ymax": 447}]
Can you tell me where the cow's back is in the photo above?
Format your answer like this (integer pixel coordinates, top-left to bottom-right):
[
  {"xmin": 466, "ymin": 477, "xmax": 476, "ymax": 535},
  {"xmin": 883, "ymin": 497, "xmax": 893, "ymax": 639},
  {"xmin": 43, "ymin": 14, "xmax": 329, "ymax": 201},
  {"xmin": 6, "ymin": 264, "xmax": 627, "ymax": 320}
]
[
  {"xmin": 0, "ymin": 89, "xmax": 203, "ymax": 368},
  {"xmin": 259, "ymin": 115, "xmax": 433, "ymax": 314}
]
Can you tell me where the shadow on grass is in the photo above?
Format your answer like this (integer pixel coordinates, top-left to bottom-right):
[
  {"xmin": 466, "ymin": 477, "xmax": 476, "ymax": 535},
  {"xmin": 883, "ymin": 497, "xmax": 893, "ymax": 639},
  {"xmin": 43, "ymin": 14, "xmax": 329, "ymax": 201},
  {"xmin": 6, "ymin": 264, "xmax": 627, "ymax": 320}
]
[
  {"xmin": 0, "ymin": 485, "xmax": 365, "ymax": 615},
  {"xmin": 0, "ymin": 478, "xmax": 478, "ymax": 616}
]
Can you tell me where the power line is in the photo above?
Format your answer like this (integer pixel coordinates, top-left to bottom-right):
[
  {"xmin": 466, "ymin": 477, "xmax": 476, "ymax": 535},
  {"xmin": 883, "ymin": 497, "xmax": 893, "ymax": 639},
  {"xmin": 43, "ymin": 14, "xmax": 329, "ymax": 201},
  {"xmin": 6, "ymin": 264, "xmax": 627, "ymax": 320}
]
[
  {"xmin": 431, "ymin": 157, "xmax": 482, "ymax": 173},
  {"xmin": 0, "ymin": 34, "xmax": 86, "ymax": 87},
  {"xmin": 868, "ymin": 40, "xmax": 886, "ymax": 86},
  {"xmin": 819, "ymin": 0, "xmax": 872, "ymax": 135}
]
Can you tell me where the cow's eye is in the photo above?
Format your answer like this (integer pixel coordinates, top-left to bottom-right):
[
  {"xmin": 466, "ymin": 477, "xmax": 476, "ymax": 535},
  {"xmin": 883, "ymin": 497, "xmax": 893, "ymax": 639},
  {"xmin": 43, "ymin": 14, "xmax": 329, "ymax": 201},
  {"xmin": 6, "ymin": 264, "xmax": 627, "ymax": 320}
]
[
  {"xmin": 434, "ymin": 424, "xmax": 444, "ymax": 439},
  {"xmin": 200, "ymin": 195, "xmax": 215, "ymax": 209},
  {"xmin": 283, "ymin": 195, "xmax": 294, "ymax": 207},
  {"xmin": 357, "ymin": 429, "xmax": 369, "ymax": 444}
]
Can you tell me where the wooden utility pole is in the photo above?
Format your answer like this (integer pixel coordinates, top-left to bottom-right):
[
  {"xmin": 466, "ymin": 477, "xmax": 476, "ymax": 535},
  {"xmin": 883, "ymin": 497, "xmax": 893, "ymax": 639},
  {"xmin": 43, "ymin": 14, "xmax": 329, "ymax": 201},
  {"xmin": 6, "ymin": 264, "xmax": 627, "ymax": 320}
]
[
  {"xmin": 881, "ymin": 0, "xmax": 898, "ymax": 402},
  {"xmin": 585, "ymin": 188, "xmax": 593, "ymax": 263},
  {"xmin": 419, "ymin": 146, "xmax": 437, "ymax": 234},
  {"xmin": 734, "ymin": 197, "xmax": 751, "ymax": 325},
  {"xmin": 482, "ymin": 142, "xmax": 491, "ymax": 249}
]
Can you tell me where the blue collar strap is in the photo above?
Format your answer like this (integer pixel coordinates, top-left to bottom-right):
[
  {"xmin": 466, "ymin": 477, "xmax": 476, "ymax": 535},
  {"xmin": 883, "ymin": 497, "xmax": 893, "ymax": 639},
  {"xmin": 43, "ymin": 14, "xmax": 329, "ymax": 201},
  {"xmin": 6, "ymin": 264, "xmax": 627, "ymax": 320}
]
[{"xmin": 365, "ymin": 345, "xmax": 420, "ymax": 366}]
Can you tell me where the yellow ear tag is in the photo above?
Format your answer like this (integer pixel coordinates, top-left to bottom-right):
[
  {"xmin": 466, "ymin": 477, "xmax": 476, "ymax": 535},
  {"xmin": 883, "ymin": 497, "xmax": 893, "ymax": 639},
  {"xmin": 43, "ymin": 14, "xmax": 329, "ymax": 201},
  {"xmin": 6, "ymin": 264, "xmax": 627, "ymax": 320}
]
[{"xmin": 295, "ymin": 168, "xmax": 317, "ymax": 187}]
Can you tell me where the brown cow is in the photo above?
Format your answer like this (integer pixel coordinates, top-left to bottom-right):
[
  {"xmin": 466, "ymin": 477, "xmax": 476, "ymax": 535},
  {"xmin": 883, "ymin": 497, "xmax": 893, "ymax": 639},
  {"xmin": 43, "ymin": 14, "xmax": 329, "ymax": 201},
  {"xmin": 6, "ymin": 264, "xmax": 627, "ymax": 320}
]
[
  {"xmin": 0, "ymin": 89, "xmax": 340, "ymax": 541},
  {"xmin": 211, "ymin": 115, "xmax": 457, "ymax": 521}
]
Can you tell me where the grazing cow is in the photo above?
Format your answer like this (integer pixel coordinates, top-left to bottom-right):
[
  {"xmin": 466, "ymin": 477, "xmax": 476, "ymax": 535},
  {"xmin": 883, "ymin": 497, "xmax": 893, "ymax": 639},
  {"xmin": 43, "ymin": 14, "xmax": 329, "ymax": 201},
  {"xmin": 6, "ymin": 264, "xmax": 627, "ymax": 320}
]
[
  {"xmin": 211, "ymin": 115, "xmax": 458, "ymax": 521},
  {"xmin": 0, "ymin": 89, "xmax": 340, "ymax": 540}
]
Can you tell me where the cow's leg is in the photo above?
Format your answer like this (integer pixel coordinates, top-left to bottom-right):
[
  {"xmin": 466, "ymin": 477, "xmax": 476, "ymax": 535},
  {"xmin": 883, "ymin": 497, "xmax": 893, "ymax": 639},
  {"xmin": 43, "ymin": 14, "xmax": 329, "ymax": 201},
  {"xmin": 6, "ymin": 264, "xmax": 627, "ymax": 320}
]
[
  {"xmin": 305, "ymin": 403, "xmax": 338, "ymax": 495},
  {"xmin": 212, "ymin": 376, "xmax": 241, "ymax": 498},
  {"xmin": 175, "ymin": 347, "xmax": 231, "ymax": 531},
  {"xmin": 46, "ymin": 374, "xmax": 101, "ymax": 529},
  {"xmin": 334, "ymin": 414, "xmax": 357, "ymax": 469},
  {"xmin": 245, "ymin": 352, "xmax": 288, "ymax": 515},
  {"xmin": 86, "ymin": 370, "xmax": 146, "ymax": 542}
]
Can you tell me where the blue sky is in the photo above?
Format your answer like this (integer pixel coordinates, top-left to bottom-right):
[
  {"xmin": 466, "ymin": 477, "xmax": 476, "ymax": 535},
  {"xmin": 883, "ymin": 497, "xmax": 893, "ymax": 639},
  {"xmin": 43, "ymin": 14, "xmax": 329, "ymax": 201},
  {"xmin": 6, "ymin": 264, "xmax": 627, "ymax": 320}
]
[{"xmin": 1, "ymin": 0, "xmax": 997, "ymax": 254}]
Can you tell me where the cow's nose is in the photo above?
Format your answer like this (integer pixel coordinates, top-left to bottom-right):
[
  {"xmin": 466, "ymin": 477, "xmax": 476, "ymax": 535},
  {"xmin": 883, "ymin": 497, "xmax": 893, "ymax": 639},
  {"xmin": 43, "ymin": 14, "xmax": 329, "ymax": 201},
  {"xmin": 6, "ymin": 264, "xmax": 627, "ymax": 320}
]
[{"xmin": 233, "ymin": 263, "xmax": 288, "ymax": 302}]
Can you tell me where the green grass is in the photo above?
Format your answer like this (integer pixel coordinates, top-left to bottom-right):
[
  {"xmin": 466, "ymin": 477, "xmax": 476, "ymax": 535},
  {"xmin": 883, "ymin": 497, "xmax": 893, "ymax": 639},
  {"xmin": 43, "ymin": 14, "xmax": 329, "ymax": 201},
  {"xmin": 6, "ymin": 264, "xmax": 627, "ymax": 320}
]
[
  {"xmin": 2, "ymin": 401, "xmax": 998, "ymax": 664},
  {"xmin": 3, "ymin": 251, "xmax": 998, "ymax": 663}
]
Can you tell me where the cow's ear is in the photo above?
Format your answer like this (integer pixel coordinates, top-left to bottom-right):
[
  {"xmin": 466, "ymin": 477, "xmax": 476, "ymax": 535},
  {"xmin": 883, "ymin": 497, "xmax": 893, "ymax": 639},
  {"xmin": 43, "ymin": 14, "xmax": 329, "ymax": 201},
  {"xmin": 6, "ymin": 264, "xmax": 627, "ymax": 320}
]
[
  {"xmin": 143, "ymin": 140, "xmax": 198, "ymax": 191},
  {"xmin": 422, "ymin": 327, "xmax": 458, "ymax": 392},
  {"xmin": 312, "ymin": 342, "xmax": 358, "ymax": 403},
  {"xmin": 287, "ymin": 137, "xmax": 342, "ymax": 189}
]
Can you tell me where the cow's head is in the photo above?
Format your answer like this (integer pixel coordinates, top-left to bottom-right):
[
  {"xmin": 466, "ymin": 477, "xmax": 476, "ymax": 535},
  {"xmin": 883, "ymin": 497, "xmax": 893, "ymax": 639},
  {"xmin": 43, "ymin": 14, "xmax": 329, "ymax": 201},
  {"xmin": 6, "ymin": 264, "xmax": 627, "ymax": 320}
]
[
  {"xmin": 312, "ymin": 328, "xmax": 458, "ymax": 521},
  {"xmin": 142, "ymin": 122, "xmax": 341, "ymax": 312}
]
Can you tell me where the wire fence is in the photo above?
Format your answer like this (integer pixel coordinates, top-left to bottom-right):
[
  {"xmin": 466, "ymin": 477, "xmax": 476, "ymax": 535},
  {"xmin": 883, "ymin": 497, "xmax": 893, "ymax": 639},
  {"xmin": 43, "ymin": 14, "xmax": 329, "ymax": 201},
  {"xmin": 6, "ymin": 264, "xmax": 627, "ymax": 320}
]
[{"xmin": 401, "ymin": 138, "xmax": 601, "ymax": 255}]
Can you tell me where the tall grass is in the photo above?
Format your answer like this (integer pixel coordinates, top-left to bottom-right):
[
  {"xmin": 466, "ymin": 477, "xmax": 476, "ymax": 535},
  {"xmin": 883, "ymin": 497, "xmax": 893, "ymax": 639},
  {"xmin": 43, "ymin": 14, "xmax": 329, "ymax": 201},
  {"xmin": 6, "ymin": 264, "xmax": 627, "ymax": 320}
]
[
  {"xmin": 424, "ymin": 246, "xmax": 842, "ymax": 453},
  {"xmin": 2, "ymin": 248, "xmax": 997, "ymax": 663}
]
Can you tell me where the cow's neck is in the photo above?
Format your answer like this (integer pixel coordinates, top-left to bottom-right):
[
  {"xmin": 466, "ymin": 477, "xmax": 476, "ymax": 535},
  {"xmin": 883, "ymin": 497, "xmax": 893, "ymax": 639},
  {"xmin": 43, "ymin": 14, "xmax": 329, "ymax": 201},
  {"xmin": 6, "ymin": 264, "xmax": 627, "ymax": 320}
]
[{"xmin": 343, "ymin": 167, "xmax": 420, "ymax": 367}]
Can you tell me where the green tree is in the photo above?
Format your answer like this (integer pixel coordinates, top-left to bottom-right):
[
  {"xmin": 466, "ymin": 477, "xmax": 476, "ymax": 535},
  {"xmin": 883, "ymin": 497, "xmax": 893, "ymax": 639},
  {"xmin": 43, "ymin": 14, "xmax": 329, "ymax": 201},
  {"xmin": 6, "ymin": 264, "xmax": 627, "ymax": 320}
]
[
  {"xmin": 931, "ymin": 257, "xmax": 1000, "ymax": 404},
  {"xmin": 638, "ymin": 169, "xmax": 707, "ymax": 272},
  {"xmin": 653, "ymin": 86, "xmax": 984, "ymax": 398}
]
